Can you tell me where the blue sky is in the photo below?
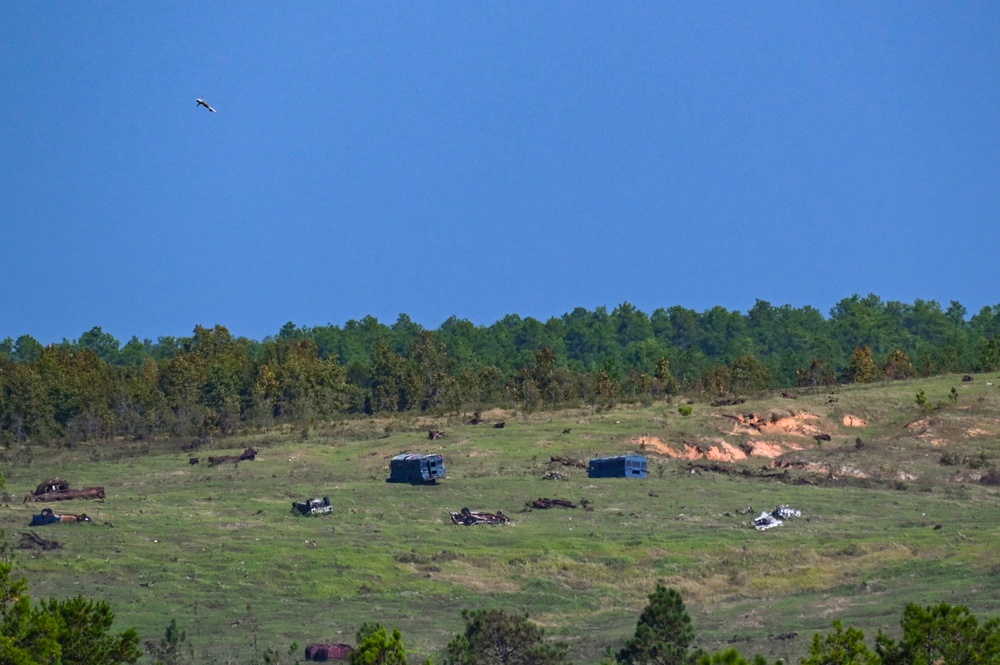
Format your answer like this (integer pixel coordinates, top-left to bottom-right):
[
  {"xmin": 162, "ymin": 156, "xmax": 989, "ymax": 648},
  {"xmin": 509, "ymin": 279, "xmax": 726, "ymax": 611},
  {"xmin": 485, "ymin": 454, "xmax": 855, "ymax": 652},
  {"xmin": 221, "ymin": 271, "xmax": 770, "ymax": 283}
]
[{"xmin": 2, "ymin": 2, "xmax": 998, "ymax": 345}]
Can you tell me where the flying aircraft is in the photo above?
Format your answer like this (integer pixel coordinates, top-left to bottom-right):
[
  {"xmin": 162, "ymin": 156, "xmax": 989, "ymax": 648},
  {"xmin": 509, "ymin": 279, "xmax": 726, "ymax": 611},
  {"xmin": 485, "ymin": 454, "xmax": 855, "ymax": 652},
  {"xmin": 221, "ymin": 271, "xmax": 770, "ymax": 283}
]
[{"xmin": 196, "ymin": 98, "xmax": 216, "ymax": 113}]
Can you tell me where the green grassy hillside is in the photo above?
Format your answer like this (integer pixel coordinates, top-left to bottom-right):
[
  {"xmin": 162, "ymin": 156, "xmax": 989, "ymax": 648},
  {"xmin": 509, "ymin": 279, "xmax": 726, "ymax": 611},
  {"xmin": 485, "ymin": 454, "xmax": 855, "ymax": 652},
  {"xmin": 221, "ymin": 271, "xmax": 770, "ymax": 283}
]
[{"xmin": 3, "ymin": 373, "xmax": 1000, "ymax": 664}]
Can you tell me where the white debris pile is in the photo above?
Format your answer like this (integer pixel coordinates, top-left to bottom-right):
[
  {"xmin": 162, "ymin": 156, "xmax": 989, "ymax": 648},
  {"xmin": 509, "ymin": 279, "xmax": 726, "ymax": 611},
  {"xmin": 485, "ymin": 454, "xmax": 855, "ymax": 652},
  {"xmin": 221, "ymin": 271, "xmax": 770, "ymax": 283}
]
[{"xmin": 753, "ymin": 504, "xmax": 801, "ymax": 530}]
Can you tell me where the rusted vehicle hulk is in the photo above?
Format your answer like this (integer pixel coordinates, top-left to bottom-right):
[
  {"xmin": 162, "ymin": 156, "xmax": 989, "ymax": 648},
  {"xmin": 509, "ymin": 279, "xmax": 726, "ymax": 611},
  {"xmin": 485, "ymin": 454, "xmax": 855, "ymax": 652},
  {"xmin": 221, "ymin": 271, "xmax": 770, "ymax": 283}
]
[
  {"xmin": 292, "ymin": 496, "xmax": 332, "ymax": 516},
  {"xmin": 29, "ymin": 508, "xmax": 93, "ymax": 526},
  {"xmin": 450, "ymin": 507, "xmax": 510, "ymax": 526},
  {"xmin": 305, "ymin": 643, "xmax": 353, "ymax": 662},
  {"xmin": 25, "ymin": 478, "xmax": 106, "ymax": 503},
  {"xmin": 208, "ymin": 447, "xmax": 258, "ymax": 465}
]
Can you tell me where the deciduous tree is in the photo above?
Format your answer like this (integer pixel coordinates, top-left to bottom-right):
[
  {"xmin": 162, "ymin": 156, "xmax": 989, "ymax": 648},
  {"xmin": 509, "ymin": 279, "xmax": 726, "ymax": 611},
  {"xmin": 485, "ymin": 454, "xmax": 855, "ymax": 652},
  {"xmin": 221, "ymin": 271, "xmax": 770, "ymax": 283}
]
[{"xmin": 846, "ymin": 346, "xmax": 879, "ymax": 384}]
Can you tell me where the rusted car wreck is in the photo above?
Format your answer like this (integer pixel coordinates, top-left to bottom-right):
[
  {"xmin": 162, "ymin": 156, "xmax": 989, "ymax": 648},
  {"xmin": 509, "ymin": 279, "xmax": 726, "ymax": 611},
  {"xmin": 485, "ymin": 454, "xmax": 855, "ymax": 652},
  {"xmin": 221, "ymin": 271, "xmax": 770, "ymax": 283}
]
[
  {"xmin": 24, "ymin": 478, "xmax": 106, "ymax": 503},
  {"xmin": 450, "ymin": 507, "xmax": 511, "ymax": 526}
]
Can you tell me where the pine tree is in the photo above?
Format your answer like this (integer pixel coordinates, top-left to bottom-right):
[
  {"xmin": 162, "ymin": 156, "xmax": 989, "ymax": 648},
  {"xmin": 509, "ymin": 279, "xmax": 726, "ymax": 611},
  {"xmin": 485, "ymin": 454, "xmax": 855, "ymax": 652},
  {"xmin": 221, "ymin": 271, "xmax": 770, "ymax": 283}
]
[
  {"xmin": 616, "ymin": 584, "xmax": 701, "ymax": 665},
  {"xmin": 349, "ymin": 624, "xmax": 408, "ymax": 665}
]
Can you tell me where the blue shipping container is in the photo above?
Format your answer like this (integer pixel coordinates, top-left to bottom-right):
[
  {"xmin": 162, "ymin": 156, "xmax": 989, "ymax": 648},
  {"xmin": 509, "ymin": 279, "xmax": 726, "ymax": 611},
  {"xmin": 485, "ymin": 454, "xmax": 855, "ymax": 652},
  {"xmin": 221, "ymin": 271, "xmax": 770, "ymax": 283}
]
[
  {"xmin": 588, "ymin": 454, "xmax": 648, "ymax": 478},
  {"xmin": 387, "ymin": 453, "xmax": 446, "ymax": 484}
]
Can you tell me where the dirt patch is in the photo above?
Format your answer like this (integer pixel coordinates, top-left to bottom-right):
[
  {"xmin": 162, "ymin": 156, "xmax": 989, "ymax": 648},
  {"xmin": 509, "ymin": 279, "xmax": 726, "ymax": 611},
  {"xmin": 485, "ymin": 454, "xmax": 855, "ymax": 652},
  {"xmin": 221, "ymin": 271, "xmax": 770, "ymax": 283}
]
[
  {"xmin": 704, "ymin": 441, "xmax": 748, "ymax": 462},
  {"xmin": 632, "ymin": 435, "xmax": 789, "ymax": 462},
  {"xmin": 726, "ymin": 411, "xmax": 825, "ymax": 437},
  {"xmin": 632, "ymin": 435, "xmax": 701, "ymax": 459},
  {"xmin": 843, "ymin": 415, "xmax": 867, "ymax": 427},
  {"xmin": 965, "ymin": 428, "xmax": 991, "ymax": 438},
  {"xmin": 812, "ymin": 595, "xmax": 854, "ymax": 618},
  {"xmin": 745, "ymin": 441, "xmax": 796, "ymax": 458}
]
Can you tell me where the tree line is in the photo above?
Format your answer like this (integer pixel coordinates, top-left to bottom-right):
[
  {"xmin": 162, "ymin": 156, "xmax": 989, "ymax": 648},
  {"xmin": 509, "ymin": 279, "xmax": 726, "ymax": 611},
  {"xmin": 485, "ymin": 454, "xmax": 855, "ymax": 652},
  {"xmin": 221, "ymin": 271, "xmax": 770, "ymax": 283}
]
[{"xmin": 3, "ymin": 295, "xmax": 1000, "ymax": 445}]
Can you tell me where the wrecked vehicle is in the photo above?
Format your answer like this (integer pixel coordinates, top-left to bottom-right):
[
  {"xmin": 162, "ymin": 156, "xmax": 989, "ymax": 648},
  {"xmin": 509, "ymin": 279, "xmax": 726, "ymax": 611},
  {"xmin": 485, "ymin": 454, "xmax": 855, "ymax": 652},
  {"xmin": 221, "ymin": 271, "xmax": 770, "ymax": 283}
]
[
  {"xmin": 387, "ymin": 453, "xmax": 445, "ymax": 484},
  {"xmin": 292, "ymin": 497, "xmax": 332, "ymax": 516},
  {"xmin": 588, "ymin": 454, "xmax": 648, "ymax": 478},
  {"xmin": 528, "ymin": 498, "xmax": 576, "ymax": 509},
  {"xmin": 29, "ymin": 508, "xmax": 92, "ymax": 526},
  {"xmin": 25, "ymin": 478, "xmax": 106, "ymax": 503},
  {"xmin": 450, "ymin": 507, "xmax": 511, "ymax": 526},
  {"xmin": 305, "ymin": 643, "xmax": 353, "ymax": 661},
  {"xmin": 753, "ymin": 505, "xmax": 801, "ymax": 530}
]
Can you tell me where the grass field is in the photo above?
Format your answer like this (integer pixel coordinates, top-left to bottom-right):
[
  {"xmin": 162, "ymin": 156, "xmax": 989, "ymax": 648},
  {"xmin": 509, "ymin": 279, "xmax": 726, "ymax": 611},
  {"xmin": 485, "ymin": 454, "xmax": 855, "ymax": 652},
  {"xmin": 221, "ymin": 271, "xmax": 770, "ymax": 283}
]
[{"xmin": 3, "ymin": 373, "xmax": 1000, "ymax": 664}]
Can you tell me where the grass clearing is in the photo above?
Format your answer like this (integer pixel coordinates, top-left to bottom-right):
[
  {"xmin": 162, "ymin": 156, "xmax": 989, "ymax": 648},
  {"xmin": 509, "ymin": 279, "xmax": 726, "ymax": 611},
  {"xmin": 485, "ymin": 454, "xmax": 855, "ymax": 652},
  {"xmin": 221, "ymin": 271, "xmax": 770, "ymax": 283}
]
[{"xmin": 2, "ymin": 373, "xmax": 1000, "ymax": 663}]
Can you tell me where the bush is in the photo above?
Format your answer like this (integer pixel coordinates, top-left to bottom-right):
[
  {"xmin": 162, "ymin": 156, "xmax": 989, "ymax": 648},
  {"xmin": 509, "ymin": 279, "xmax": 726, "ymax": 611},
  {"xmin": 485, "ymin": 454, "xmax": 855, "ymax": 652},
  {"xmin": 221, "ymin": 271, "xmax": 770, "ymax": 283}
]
[{"xmin": 678, "ymin": 405, "xmax": 693, "ymax": 417}]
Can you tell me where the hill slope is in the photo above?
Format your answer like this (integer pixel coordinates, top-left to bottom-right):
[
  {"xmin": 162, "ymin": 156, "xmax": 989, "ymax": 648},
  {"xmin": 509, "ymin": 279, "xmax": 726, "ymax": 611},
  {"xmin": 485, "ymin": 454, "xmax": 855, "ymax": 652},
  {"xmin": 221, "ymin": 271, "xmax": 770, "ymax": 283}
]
[{"xmin": 3, "ymin": 373, "xmax": 999, "ymax": 663}]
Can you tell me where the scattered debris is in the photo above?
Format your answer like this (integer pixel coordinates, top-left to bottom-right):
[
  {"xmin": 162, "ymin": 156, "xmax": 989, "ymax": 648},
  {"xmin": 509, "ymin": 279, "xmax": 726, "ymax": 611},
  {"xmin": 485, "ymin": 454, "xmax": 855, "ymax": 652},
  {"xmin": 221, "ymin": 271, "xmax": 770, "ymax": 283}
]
[
  {"xmin": 689, "ymin": 462, "xmax": 790, "ymax": 480},
  {"xmin": 17, "ymin": 532, "xmax": 61, "ymax": 550},
  {"xmin": 549, "ymin": 456, "xmax": 587, "ymax": 469},
  {"xmin": 428, "ymin": 430, "xmax": 445, "ymax": 440},
  {"xmin": 753, "ymin": 505, "xmax": 802, "ymax": 531},
  {"xmin": 542, "ymin": 470, "xmax": 569, "ymax": 480},
  {"xmin": 450, "ymin": 507, "xmax": 510, "ymax": 526},
  {"xmin": 292, "ymin": 497, "xmax": 332, "ymax": 516},
  {"xmin": 528, "ymin": 498, "xmax": 576, "ymax": 509}
]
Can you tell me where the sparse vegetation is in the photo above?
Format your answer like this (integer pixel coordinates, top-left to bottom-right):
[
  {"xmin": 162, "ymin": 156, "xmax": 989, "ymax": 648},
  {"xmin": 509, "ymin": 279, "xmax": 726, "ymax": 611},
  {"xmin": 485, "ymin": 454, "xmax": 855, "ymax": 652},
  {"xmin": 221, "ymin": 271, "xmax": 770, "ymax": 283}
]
[{"xmin": 1, "ymin": 375, "xmax": 999, "ymax": 663}]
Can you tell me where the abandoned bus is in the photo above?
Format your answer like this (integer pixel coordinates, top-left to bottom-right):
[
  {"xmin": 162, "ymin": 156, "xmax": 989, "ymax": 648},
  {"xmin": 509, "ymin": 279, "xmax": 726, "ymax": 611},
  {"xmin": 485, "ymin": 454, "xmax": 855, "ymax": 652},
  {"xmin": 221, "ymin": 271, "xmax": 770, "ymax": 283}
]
[
  {"xmin": 587, "ymin": 454, "xmax": 648, "ymax": 479},
  {"xmin": 387, "ymin": 453, "xmax": 446, "ymax": 484}
]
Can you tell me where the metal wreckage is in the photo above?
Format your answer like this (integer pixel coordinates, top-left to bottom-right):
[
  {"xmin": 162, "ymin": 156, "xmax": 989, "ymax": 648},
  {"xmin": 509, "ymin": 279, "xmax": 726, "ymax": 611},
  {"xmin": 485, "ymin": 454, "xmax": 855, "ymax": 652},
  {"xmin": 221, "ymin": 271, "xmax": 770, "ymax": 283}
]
[
  {"xmin": 450, "ymin": 507, "xmax": 511, "ymax": 526},
  {"xmin": 292, "ymin": 496, "xmax": 333, "ymax": 516},
  {"xmin": 753, "ymin": 505, "xmax": 802, "ymax": 530}
]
